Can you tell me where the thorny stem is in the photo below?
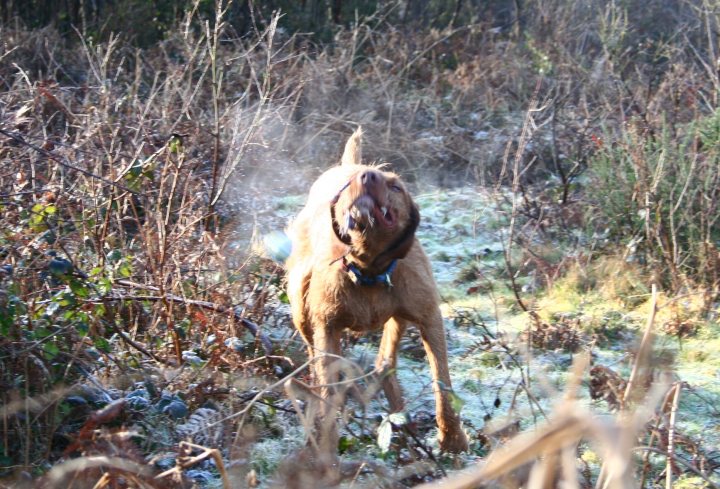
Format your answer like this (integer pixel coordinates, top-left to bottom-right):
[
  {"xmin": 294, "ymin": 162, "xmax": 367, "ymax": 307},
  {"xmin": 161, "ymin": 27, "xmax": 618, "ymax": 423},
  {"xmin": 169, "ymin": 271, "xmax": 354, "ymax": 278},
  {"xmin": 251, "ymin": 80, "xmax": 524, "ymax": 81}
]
[
  {"xmin": 666, "ymin": 383, "xmax": 682, "ymax": 489},
  {"xmin": 0, "ymin": 129, "xmax": 137, "ymax": 195},
  {"xmin": 634, "ymin": 446, "xmax": 719, "ymax": 489},
  {"xmin": 156, "ymin": 441, "xmax": 231, "ymax": 489},
  {"xmin": 206, "ymin": 0, "xmax": 230, "ymax": 232},
  {"xmin": 87, "ymin": 290, "xmax": 273, "ymax": 355},
  {"xmin": 639, "ymin": 383, "xmax": 679, "ymax": 488},
  {"xmin": 208, "ymin": 12, "xmax": 280, "ymax": 209},
  {"xmin": 501, "ymin": 78, "xmax": 544, "ymax": 315}
]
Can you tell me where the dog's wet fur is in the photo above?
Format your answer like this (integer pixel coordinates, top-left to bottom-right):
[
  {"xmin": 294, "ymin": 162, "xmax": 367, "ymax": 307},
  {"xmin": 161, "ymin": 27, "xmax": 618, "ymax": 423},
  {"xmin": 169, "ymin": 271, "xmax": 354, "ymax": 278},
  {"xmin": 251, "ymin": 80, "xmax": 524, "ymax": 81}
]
[{"xmin": 284, "ymin": 128, "xmax": 468, "ymax": 482}]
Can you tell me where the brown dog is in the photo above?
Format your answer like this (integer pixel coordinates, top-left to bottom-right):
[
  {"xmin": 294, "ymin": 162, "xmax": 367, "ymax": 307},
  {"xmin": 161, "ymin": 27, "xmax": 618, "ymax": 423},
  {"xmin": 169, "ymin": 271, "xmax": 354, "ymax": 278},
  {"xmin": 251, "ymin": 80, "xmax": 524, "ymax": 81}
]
[{"xmin": 286, "ymin": 128, "xmax": 468, "ymax": 460}]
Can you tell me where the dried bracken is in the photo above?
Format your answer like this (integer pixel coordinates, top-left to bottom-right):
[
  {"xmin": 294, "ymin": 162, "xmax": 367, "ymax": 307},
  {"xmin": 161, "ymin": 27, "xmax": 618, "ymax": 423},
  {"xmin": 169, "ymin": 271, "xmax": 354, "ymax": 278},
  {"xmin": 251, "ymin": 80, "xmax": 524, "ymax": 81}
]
[
  {"xmin": 1, "ymin": 1, "xmax": 720, "ymax": 488},
  {"xmin": 522, "ymin": 312, "xmax": 585, "ymax": 352},
  {"xmin": 589, "ymin": 365, "xmax": 628, "ymax": 412}
]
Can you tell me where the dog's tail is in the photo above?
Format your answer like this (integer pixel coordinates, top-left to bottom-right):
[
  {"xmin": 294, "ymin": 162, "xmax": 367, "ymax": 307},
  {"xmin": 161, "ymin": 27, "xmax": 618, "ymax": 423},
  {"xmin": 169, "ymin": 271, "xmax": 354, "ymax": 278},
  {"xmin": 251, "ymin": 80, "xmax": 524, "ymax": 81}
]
[{"xmin": 341, "ymin": 126, "xmax": 362, "ymax": 166}]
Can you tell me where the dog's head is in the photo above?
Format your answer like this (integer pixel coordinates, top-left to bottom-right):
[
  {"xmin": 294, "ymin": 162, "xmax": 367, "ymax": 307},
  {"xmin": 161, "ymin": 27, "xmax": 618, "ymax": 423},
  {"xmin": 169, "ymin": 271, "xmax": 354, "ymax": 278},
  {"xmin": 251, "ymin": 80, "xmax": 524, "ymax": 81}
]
[{"xmin": 330, "ymin": 128, "xmax": 419, "ymax": 266}]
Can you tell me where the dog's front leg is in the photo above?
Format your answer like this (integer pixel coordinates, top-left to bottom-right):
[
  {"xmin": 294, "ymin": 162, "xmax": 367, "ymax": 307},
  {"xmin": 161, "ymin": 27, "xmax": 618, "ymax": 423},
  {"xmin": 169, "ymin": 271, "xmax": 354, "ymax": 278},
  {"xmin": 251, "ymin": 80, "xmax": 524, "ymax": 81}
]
[
  {"xmin": 418, "ymin": 309, "xmax": 469, "ymax": 453},
  {"xmin": 375, "ymin": 317, "xmax": 407, "ymax": 412}
]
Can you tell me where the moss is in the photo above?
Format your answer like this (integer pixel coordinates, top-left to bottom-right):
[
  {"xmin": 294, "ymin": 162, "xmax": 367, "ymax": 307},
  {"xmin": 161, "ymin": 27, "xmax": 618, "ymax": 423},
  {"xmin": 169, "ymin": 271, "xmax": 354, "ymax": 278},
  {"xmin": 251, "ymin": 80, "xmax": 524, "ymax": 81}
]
[
  {"xmin": 678, "ymin": 335, "xmax": 720, "ymax": 374},
  {"xmin": 673, "ymin": 475, "xmax": 711, "ymax": 489}
]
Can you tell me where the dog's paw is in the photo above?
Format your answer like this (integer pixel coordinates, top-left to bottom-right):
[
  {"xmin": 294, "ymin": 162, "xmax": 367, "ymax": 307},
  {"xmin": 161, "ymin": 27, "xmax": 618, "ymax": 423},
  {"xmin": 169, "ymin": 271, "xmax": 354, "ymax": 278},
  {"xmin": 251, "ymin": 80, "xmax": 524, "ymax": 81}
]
[{"xmin": 438, "ymin": 428, "xmax": 469, "ymax": 453}]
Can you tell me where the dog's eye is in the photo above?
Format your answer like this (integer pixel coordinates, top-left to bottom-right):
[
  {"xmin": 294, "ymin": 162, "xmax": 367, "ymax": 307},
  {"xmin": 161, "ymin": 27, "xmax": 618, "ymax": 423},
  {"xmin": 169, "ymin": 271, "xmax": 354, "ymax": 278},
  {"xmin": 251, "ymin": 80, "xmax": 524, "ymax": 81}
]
[{"xmin": 390, "ymin": 184, "xmax": 402, "ymax": 193}]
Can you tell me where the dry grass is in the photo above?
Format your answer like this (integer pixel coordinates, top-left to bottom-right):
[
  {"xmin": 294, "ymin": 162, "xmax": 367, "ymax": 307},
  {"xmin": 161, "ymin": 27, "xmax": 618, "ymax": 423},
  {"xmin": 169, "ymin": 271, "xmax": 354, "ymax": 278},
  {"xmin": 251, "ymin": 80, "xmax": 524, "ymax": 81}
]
[{"xmin": 1, "ymin": 0, "xmax": 720, "ymax": 487}]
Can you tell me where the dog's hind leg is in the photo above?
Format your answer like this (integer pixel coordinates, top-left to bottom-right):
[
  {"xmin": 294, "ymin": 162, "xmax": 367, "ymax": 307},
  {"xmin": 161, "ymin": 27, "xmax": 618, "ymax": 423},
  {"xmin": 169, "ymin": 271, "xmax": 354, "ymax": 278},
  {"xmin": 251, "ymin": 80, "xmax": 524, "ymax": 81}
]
[
  {"xmin": 294, "ymin": 316, "xmax": 315, "ymax": 359},
  {"xmin": 375, "ymin": 317, "xmax": 407, "ymax": 413},
  {"xmin": 310, "ymin": 324, "xmax": 343, "ymax": 472},
  {"xmin": 287, "ymin": 267, "xmax": 316, "ymax": 358}
]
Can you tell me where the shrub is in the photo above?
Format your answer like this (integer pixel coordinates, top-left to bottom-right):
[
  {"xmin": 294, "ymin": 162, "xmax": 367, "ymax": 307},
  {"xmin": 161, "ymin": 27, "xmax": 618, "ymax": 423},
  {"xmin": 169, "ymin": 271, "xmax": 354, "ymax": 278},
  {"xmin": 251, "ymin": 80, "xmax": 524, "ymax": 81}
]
[{"xmin": 587, "ymin": 114, "xmax": 720, "ymax": 293}]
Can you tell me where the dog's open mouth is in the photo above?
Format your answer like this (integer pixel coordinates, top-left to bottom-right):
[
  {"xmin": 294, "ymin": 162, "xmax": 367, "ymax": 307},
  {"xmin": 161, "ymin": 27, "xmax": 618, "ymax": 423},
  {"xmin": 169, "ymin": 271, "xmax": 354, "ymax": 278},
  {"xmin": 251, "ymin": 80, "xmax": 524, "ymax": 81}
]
[{"xmin": 344, "ymin": 194, "xmax": 395, "ymax": 232}]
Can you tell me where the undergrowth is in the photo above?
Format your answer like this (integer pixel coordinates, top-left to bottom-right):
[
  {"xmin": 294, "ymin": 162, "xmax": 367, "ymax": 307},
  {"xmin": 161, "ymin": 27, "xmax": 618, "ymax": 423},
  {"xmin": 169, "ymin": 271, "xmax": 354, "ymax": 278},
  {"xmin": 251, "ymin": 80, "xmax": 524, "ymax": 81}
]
[{"xmin": 1, "ymin": 0, "xmax": 720, "ymax": 487}]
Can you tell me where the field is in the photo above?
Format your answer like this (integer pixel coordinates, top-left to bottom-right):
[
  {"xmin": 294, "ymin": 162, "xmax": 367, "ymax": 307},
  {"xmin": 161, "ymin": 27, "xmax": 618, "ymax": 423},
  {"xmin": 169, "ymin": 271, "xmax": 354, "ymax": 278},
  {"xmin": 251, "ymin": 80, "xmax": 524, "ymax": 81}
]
[{"xmin": 1, "ymin": 1, "xmax": 719, "ymax": 487}]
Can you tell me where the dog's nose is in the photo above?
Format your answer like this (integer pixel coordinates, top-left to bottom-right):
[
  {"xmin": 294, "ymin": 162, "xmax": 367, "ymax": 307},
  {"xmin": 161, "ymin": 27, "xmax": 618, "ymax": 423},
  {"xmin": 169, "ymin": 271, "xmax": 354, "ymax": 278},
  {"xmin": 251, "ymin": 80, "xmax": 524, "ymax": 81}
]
[{"xmin": 360, "ymin": 170, "xmax": 381, "ymax": 187}]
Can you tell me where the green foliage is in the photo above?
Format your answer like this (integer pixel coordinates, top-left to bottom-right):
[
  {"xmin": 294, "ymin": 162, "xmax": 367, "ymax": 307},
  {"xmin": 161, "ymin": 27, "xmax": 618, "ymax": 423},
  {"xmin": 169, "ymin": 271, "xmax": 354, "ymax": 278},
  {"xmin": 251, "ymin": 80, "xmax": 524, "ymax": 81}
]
[
  {"xmin": 587, "ymin": 113, "xmax": 720, "ymax": 290},
  {"xmin": 1, "ymin": 0, "xmax": 720, "ymax": 485},
  {"xmin": 1, "ymin": 0, "xmax": 479, "ymax": 46}
]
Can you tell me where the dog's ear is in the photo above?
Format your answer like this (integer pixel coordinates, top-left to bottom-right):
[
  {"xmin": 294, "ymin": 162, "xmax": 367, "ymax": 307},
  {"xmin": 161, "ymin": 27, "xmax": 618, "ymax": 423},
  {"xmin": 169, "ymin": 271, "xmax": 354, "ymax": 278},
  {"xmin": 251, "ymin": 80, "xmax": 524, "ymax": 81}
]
[
  {"xmin": 376, "ymin": 202, "xmax": 420, "ymax": 265},
  {"xmin": 341, "ymin": 127, "xmax": 363, "ymax": 166},
  {"xmin": 328, "ymin": 200, "xmax": 352, "ymax": 262}
]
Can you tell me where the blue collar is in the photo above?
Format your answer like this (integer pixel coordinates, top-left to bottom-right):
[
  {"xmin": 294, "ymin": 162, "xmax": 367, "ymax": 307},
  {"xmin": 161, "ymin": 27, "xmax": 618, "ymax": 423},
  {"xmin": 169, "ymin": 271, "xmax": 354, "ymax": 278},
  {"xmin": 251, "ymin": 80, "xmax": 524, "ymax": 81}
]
[{"xmin": 342, "ymin": 257, "xmax": 398, "ymax": 287}]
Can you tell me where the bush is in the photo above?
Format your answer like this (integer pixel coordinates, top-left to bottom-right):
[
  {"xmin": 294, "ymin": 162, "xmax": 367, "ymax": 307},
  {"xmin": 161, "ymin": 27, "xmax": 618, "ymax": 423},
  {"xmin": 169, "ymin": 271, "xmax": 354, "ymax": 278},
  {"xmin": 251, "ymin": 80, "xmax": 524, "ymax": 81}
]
[{"xmin": 587, "ymin": 113, "xmax": 720, "ymax": 292}]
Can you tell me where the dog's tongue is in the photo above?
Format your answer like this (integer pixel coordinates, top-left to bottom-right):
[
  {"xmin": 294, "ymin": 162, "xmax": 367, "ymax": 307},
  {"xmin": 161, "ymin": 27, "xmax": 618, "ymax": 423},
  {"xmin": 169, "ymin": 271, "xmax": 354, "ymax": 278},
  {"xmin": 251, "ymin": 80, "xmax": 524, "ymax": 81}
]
[{"xmin": 373, "ymin": 204, "xmax": 394, "ymax": 227}]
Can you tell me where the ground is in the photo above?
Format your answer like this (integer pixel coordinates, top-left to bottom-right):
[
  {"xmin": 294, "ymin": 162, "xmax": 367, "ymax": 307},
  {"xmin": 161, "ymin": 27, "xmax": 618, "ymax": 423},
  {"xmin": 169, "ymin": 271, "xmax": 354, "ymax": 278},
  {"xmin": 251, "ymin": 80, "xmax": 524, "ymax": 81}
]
[{"xmin": 228, "ymin": 184, "xmax": 720, "ymax": 487}]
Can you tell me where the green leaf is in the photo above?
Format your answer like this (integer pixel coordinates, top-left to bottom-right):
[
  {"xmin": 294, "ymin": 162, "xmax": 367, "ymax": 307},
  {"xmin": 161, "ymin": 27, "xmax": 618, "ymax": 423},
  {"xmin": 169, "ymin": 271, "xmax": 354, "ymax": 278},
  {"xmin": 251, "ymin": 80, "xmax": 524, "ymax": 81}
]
[
  {"xmin": 106, "ymin": 249, "xmax": 122, "ymax": 263},
  {"xmin": 177, "ymin": 318, "xmax": 191, "ymax": 335},
  {"xmin": 69, "ymin": 279, "xmax": 89, "ymax": 298},
  {"xmin": 49, "ymin": 258, "xmax": 73, "ymax": 278},
  {"xmin": 93, "ymin": 303, "xmax": 106, "ymax": 317},
  {"xmin": 57, "ymin": 403, "xmax": 71, "ymax": 417},
  {"xmin": 36, "ymin": 327, "xmax": 52, "ymax": 338},
  {"xmin": 28, "ymin": 203, "xmax": 57, "ymax": 232},
  {"xmin": 76, "ymin": 322, "xmax": 89, "ymax": 335},
  {"xmin": 338, "ymin": 436, "xmax": 356, "ymax": 454},
  {"xmin": 168, "ymin": 135, "xmax": 183, "ymax": 153},
  {"xmin": 41, "ymin": 230, "xmax": 56, "ymax": 244},
  {"xmin": 43, "ymin": 342, "xmax": 59, "ymax": 359},
  {"xmin": 449, "ymin": 390, "xmax": 465, "ymax": 414},
  {"xmin": 97, "ymin": 277, "xmax": 113, "ymax": 295},
  {"xmin": 29, "ymin": 215, "xmax": 46, "ymax": 231},
  {"xmin": 0, "ymin": 307, "xmax": 12, "ymax": 335},
  {"xmin": 58, "ymin": 290, "xmax": 76, "ymax": 307},
  {"xmin": 117, "ymin": 261, "xmax": 132, "ymax": 278},
  {"xmin": 93, "ymin": 336, "xmax": 111, "ymax": 353},
  {"xmin": 128, "ymin": 159, "xmax": 143, "ymax": 178}
]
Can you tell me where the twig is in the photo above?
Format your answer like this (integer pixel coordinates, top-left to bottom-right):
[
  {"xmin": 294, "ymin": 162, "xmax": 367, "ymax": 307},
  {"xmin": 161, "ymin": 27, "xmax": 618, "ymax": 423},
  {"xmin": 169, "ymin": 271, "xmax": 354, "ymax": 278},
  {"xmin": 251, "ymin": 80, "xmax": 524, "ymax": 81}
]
[
  {"xmin": 666, "ymin": 383, "xmax": 682, "ymax": 489},
  {"xmin": 639, "ymin": 384, "xmax": 680, "ymax": 488},
  {"xmin": 212, "ymin": 353, "xmax": 380, "ymax": 436},
  {"xmin": 634, "ymin": 446, "xmax": 719, "ymax": 489},
  {"xmin": 205, "ymin": 0, "xmax": 229, "ymax": 230},
  {"xmin": 599, "ymin": 283, "xmax": 660, "ymax": 489},
  {"xmin": 401, "ymin": 424, "xmax": 447, "ymax": 477},
  {"xmin": 44, "ymin": 456, "xmax": 154, "ymax": 485},
  {"xmin": 240, "ymin": 355, "xmax": 294, "ymax": 368},
  {"xmin": 156, "ymin": 441, "xmax": 230, "ymax": 489},
  {"xmin": 97, "ymin": 284, "xmax": 273, "ymax": 355},
  {"xmin": 105, "ymin": 319, "xmax": 173, "ymax": 366},
  {"xmin": 622, "ymin": 283, "xmax": 658, "ymax": 407},
  {"xmin": 0, "ymin": 128, "xmax": 138, "ymax": 195},
  {"xmin": 499, "ymin": 79, "xmax": 543, "ymax": 314},
  {"xmin": 213, "ymin": 357, "xmax": 314, "ymax": 432}
]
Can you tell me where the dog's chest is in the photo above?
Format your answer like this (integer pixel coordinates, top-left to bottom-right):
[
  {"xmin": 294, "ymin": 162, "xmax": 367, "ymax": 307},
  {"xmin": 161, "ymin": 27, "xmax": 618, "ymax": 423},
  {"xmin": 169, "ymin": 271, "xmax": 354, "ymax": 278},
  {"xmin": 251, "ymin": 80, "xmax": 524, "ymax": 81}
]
[{"xmin": 327, "ymin": 283, "xmax": 397, "ymax": 332}]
